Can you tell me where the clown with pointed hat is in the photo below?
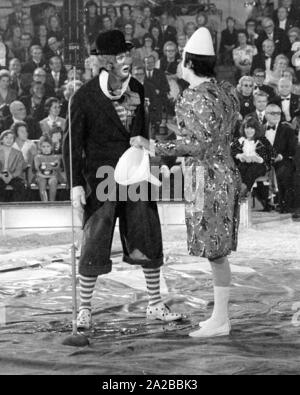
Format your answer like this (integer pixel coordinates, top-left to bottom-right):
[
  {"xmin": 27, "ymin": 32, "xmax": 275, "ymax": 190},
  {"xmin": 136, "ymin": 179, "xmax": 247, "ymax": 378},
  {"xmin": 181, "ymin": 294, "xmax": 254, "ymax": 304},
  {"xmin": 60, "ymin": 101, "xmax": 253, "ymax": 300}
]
[{"xmin": 131, "ymin": 27, "xmax": 242, "ymax": 338}]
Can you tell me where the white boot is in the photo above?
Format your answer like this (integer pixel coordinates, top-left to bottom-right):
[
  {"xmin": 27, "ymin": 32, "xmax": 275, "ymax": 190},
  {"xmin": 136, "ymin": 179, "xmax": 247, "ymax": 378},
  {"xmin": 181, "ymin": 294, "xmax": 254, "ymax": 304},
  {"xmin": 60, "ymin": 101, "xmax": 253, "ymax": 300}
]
[{"xmin": 189, "ymin": 287, "xmax": 231, "ymax": 338}]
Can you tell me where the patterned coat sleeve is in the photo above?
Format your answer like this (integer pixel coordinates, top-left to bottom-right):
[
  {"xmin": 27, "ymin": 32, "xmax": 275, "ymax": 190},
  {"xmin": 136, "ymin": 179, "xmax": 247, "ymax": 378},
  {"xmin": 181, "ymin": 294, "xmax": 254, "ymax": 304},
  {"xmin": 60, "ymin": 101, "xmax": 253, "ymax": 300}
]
[
  {"xmin": 257, "ymin": 137, "xmax": 278, "ymax": 168},
  {"xmin": 155, "ymin": 93, "xmax": 212, "ymax": 158}
]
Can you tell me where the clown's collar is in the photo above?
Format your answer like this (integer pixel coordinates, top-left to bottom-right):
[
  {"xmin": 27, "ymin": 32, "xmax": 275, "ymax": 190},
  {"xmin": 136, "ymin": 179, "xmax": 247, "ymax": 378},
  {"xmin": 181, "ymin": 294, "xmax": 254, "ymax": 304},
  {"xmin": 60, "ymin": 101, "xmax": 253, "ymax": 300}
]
[{"xmin": 99, "ymin": 69, "xmax": 131, "ymax": 101}]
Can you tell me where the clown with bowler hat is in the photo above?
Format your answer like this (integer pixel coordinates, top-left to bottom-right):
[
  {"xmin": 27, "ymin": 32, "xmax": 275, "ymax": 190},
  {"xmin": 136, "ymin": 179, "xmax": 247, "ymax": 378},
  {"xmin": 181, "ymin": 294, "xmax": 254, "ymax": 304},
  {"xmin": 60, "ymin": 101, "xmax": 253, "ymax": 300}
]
[{"xmin": 63, "ymin": 30, "xmax": 182, "ymax": 330}]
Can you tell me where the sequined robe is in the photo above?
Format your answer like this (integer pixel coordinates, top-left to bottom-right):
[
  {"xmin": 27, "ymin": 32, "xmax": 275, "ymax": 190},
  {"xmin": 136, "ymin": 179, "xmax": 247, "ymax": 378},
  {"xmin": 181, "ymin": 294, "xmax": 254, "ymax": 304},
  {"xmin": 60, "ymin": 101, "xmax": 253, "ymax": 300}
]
[{"xmin": 155, "ymin": 80, "xmax": 242, "ymax": 260}]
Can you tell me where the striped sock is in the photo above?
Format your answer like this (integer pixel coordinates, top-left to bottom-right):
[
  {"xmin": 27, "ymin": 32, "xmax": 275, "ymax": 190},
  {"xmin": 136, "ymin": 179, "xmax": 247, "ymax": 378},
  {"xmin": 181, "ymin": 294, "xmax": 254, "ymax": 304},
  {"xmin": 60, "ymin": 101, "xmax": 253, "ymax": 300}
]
[
  {"xmin": 79, "ymin": 275, "xmax": 98, "ymax": 312},
  {"xmin": 143, "ymin": 268, "xmax": 162, "ymax": 307}
]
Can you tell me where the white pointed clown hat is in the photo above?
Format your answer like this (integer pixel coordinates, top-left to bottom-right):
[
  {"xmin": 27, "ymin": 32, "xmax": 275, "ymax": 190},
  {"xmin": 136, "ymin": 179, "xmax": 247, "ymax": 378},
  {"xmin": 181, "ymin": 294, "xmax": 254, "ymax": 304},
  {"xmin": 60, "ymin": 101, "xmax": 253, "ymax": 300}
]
[
  {"xmin": 184, "ymin": 27, "xmax": 215, "ymax": 56},
  {"xmin": 114, "ymin": 147, "xmax": 161, "ymax": 187}
]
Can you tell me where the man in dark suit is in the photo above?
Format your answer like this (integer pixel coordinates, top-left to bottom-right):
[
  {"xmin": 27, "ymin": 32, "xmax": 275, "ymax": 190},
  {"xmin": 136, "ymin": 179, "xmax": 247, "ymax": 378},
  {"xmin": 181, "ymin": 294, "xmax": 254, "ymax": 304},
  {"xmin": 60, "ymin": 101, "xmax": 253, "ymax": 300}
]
[
  {"xmin": 249, "ymin": 90, "xmax": 269, "ymax": 125},
  {"xmin": 8, "ymin": 58, "xmax": 29, "ymax": 97},
  {"xmin": 20, "ymin": 81, "xmax": 46, "ymax": 123},
  {"xmin": 270, "ymin": 78, "xmax": 300, "ymax": 122},
  {"xmin": 159, "ymin": 11, "xmax": 178, "ymax": 45},
  {"xmin": 255, "ymin": 17, "xmax": 291, "ymax": 55},
  {"xmin": 252, "ymin": 68, "xmax": 276, "ymax": 99},
  {"xmin": 250, "ymin": 39, "xmax": 276, "ymax": 75},
  {"xmin": 144, "ymin": 55, "xmax": 170, "ymax": 112},
  {"xmin": 46, "ymin": 56, "xmax": 67, "ymax": 98},
  {"xmin": 265, "ymin": 103, "xmax": 297, "ymax": 213},
  {"xmin": 21, "ymin": 45, "xmax": 45, "ymax": 75},
  {"xmin": 62, "ymin": 30, "xmax": 181, "ymax": 331}
]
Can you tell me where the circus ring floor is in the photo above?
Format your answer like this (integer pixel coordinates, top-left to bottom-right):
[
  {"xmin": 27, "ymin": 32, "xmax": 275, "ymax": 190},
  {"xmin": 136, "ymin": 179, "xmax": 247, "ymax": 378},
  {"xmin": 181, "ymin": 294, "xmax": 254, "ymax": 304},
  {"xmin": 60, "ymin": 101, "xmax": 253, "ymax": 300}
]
[{"xmin": 0, "ymin": 213, "xmax": 299, "ymax": 375}]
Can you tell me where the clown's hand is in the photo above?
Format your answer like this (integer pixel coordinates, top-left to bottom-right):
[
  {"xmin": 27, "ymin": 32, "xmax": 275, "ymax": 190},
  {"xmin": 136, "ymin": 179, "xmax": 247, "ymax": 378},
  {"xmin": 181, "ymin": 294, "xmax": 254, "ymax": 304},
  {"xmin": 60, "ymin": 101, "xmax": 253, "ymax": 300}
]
[
  {"xmin": 71, "ymin": 186, "xmax": 86, "ymax": 210},
  {"xmin": 130, "ymin": 136, "xmax": 150, "ymax": 150}
]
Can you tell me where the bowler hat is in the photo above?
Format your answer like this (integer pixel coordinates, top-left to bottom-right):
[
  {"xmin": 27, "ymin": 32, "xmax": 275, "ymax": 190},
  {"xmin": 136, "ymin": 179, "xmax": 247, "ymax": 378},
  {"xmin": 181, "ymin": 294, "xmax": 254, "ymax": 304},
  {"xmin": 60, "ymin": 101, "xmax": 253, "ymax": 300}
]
[{"xmin": 91, "ymin": 30, "xmax": 134, "ymax": 56}]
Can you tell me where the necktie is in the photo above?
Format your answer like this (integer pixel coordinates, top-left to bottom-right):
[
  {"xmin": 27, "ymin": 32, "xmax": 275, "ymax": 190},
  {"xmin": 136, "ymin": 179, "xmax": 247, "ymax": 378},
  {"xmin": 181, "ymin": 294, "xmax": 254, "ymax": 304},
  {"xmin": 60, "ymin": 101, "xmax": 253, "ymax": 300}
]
[{"xmin": 266, "ymin": 125, "xmax": 275, "ymax": 131}]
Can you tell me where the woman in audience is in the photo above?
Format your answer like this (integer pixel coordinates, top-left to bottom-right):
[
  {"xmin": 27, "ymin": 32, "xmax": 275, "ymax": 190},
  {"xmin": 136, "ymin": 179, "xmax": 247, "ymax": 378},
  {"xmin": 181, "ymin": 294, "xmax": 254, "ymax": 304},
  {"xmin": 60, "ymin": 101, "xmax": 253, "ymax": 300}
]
[
  {"xmin": 40, "ymin": 97, "xmax": 66, "ymax": 136},
  {"xmin": 0, "ymin": 70, "xmax": 17, "ymax": 106},
  {"xmin": 34, "ymin": 135, "xmax": 62, "ymax": 202},
  {"xmin": 135, "ymin": 33, "xmax": 159, "ymax": 64},
  {"xmin": 133, "ymin": 10, "xmax": 148, "ymax": 45},
  {"xmin": 0, "ymin": 32, "xmax": 10, "ymax": 70},
  {"xmin": 47, "ymin": 15, "xmax": 63, "ymax": 43},
  {"xmin": 265, "ymin": 54, "xmax": 290, "ymax": 88},
  {"xmin": 150, "ymin": 25, "xmax": 164, "ymax": 57},
  {"xmin": 33, "ymin": 24, "xmax": 49, "ymax": 55},
  {"xmin": 219, "ymin": 17, "xmax": 238, "ymax": 66},
  {"xmin": 11, "ymin": 121, "xmax": 37, "ymax": 185},
  {"xmin": 184, "ymin": 21, "xmax": 197, "ymax": 39},
  {"xmin": 123, "ymin": 23, "xmax": 140, "ymax": 49},
  {"xmin": 233, "ymin": 30, "xmax": 257, "ymax": 79}
]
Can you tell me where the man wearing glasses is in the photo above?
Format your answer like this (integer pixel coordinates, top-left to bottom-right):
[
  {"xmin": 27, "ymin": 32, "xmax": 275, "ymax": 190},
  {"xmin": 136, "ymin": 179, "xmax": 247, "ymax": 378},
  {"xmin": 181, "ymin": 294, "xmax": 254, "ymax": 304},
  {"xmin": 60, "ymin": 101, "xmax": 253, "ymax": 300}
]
[
  {"xmin": 252, "ymin": 68, "xmax": 275, "ymax": 99},
  {"xmin": 264, "ymin": 104, "xmax": 297, "ymax": 213},
  {"xmin": 255, "ymin": 18, "xmax": 291, "ymax": 55},
  {"xmin": 251, "ymin": 39, "xmax": 276, "ymax": 75},
  {"xmin": 63, "ymin": 30, "xmax": 182, "ymax": 330}
]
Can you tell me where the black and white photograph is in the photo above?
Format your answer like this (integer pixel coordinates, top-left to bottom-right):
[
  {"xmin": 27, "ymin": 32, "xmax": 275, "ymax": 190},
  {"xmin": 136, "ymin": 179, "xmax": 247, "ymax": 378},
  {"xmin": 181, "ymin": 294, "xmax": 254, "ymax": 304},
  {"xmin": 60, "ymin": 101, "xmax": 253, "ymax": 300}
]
[{"xmin": 0, "ymin": 0, "xmax": 299, "ymax": 377}]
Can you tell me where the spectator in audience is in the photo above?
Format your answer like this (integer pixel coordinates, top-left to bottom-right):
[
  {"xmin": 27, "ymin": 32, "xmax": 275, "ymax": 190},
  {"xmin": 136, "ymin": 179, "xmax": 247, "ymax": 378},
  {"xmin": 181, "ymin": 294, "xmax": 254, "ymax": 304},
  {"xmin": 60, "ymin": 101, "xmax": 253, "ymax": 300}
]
[
  {"xmin": 264, "ymin": 103, "xmax": 297, "ymax": 213},
  {"xmin": 177, "ymin": 34, "xmax": 187, "ymax": 59},
  {"xmin": 106, "ymin": 5, "xmax": 118, "ymax": 29},
  {"xmin": 142, "ymin": 5, "xmax": 155, "ymax": 32},
  {"xmin": 40, "ymin": 97, "xmax": 66, "ymax": 136},
  {"xmin": 21, "ymin": 13, "xmax": 35, "ymax": 38},
  {"xmin": 123, "ymin": 23, "xmax": 141, "ymax": 49},
  {"xmin": 48, "ymin": 125, "xmax": 63, "ymax": 155},
  {"xmin": 7, "ymin": 25, "xmax": 22, "ymax": 56},
  {"xmin": 256, "ymin": 17, "xmax": 291, "ymax": 56},
  {"xmin": 135, "ymin": 34, "xmax": 159, "ymax": 64},
  {"xmin": 245, "ymin": 18, "xmax": 259, "ymax": 46},
  {"xmin": 35, "ymin": 135, "xmax": 62, "ymax": 202},
  {"xmin": 288, "ymin": 27, "xmax": 300, "ymax": 59},
  {"xmin": 101, "ymin": 15, "xmax": 113, "ymax": 32},
  {"xmin": 253, "ymin": 68, "xmax": 276, "ymax": 98},
  {"xmin": 158, "ymin": 41, "xmax": 179, "ymax": 76},
  {"xmin": 20, "ymin": 81, "xmax": 47, "ymax": 123},
  {"xmin": 9, "ymin": 100, "xmax": 41, "ymax": 140},
  {"xmin": 250, "ymin": 0, "xmax": 274, "ymax": 31},
  {"xmin": 150, "ymin": 25, "xmax": 164, "ymax": 57},
  {"xmin": 237, "ymin": 76, "xmax": 256, "ymax": 119},
  {"xmin": 265, "ymin": 54, "xmax": 290, "ymax": 87},
  {"xmin": 159, "ymin": 10, "xmax": 177, "ymax": 45},
  {"xmin": 0, "ymin": 16, "xmax": 9, "ymax": 42},
  {"xmin": 250, "ymin": 90, "xmax": 269, "ymax": 125},
  {"xmin": 42, "ymin": 4, "xmax": 57, "ymax": 29},
  {"xmin": 115, "ymin": 3, "xmax": 134, "ymax": 31},
  {"xmin": 133, "ymin": 9, "xmax": 148, "ymax": 44},
  {"xmin": 231, "ymin": 116, "xmax": 274, "ymax": 198},
  {"xmin": 11, "ymin": 121, "xmax": 37, "ymax": 184},
  {"xmin": 271, "ymin": 77, "xmax": 300, "ymax": 122},
  {"xmin": 132, "ymin": 64, "xmax": 163, "ymax": 128},
  {"xmin": 233, "ymin": 30, "xmax": 257, "ymax": 79},
  {"xmin": 46, "ymin": 37, "xmax": 63, "ymax": 61},
  {"xmin": 14, "ymin": 33, "xmax": 33, "ymax": 64},
  {"xmin": 0, "ymin": 32, "xmax": 10, "ymax": 70},
  {"xmin": 0, "ymin": 129, "xmax": 26, "ymax": 202},
  {"xmin": 219, "ymin": 17, "xmax": 238, "ymax": 66},
  {"xmin": 275, "ymin": 6, "xmax": 296, "ymax": 33},
  {"xmin": 85, "ymin": 0, "xmax": 102, "ymax": 45},
  {"xmin": 9, "ymin": 58, "xmax": 27, "ymax": 97},
  {"xmin": 47, "ymin": 15, "xmax": 63, "ymax": 43},
  {"xmin": 21, "ymin": 45, "xmax": 45, "ymax": 74},
  {"xmin": 32, "ymin": 24, "xmax": 49, "ymax": 55},
  {"xmin": 273, "ymin": 0, "xmax": 299, "ymax": 25},
  {"xmin": 184, "ymin": 21, "xmax": 197, "ymax": 39},
  {"xmin": 8, "ymin": 0, "xmax": 27, "ymax": 27},
  {"xmin": 46, "ymin": 56, "xmax": 67, "ymax": 97},
  {"xmin": 0, "ymin": 69, "xmax": 17, "ymax": 106},
  {"xmin": 144, "ymin": 55, "xmax": 170, "ymax": 108},
  {"xmin": 168, "ymin": 11, "xmax": 185, "ymax": 37},
  {"xmin": 282, "ymin": 67, "xmax": 300, "ymax": 94},
  {"xmin": 32, "ymin": 67, "xmax": 56, "ymax": 98},
  {"xmin": 251, "ymin": 39, "xmax": 276, "ymax": 75}
]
